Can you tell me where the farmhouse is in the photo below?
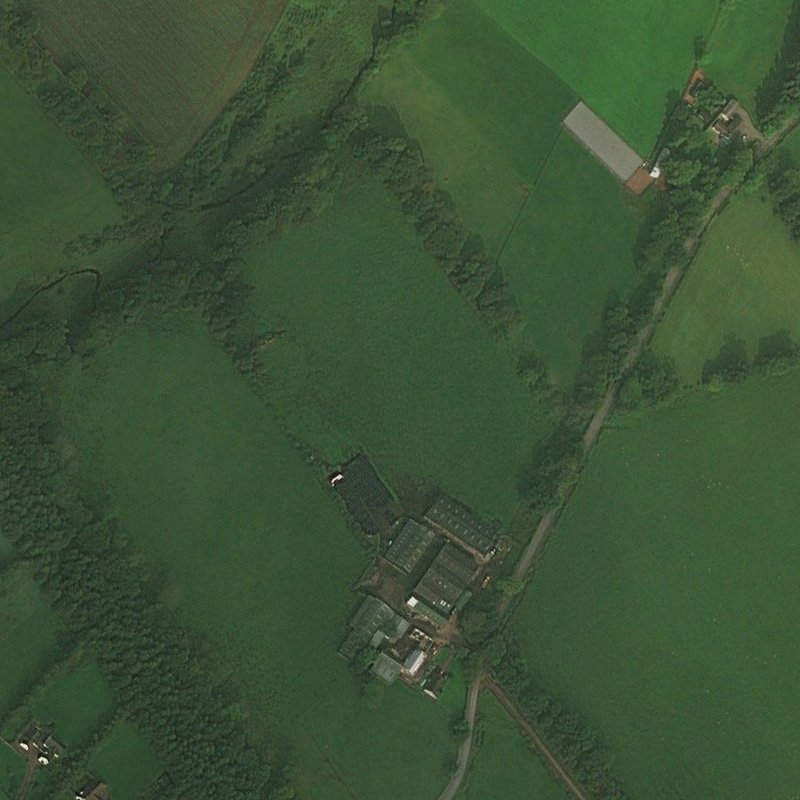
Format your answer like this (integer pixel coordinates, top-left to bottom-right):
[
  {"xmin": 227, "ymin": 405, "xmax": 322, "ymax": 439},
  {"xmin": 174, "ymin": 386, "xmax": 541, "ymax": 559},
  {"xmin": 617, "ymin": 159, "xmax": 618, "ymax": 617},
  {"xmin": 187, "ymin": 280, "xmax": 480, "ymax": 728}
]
[
  {"xmin": 409, "ymin": 543, "xmax": 476, "ymax": 618},
  {"xmin": 332, "ymin": 453, "xmax": 397, "ymax": 534},
  {"xmin": 424, "ymin": 496, "xmax": 497, "ymax": 558},
  {"xmin": 338, "ymin": 594, "xmax": 409, "ymax": 660},
  {"xmin": 711, "ymin": 100, "xmax": 743, "ymax": 145},
  {"xmin": 562, "ymin": 101, "xmax": 645, "ymax": 183},
  {"xmin": 385, "ymin": 519, "xmax": 437, "ymax": 574}
]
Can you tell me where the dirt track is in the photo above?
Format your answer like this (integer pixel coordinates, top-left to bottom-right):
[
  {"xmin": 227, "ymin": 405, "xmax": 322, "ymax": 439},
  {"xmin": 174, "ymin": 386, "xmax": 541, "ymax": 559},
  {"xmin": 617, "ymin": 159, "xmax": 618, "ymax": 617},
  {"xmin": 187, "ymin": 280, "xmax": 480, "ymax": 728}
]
[
  {"xmin": 486, "ymin": 680, "xmax": 590, "ymax": 800},
  {"xmin": 437, "ymin": 672, "xmax": 483, "ymax": 800}
]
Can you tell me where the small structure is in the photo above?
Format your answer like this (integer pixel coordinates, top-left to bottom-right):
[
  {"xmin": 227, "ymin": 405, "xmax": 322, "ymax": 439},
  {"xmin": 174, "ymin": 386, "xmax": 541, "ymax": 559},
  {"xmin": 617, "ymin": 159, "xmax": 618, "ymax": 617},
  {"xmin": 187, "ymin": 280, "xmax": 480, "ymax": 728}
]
[
  {"xmin": 424, "ymin": 496, "xmax": 497, "ymax": 559},
  {"xmin": 402, "ymin": 648, "xmax": 427, "ymax": 680},
  {"xmin": 384, "ymin": 519, "xmax": 437, "ymax": 574},
  {"xmin": 333, "ymin": 453, "xmax": 397, "ymax": 534},
  {"xmin": 75, "ymin": 779, "xmax": 110, "ymax": 800},
  {"xmin": 422, "ymin": 667, "xmax": 449, "ymax": 700},
  {"xmin": 371, "ymin": 652, "xmax": 404, "ymax": 685},
  {"xmin": 338, "ymin": 595, "xmax": 409, "ymax": 660},
  {"xmin": 405, "ymin": 595, "xmax": 449, "ymax": 628},
  {"xmin": 410, "ymin": 543, "xmax": 477, "ymax": 618},
  {"xmin": 562, "ymin": 101, "xmax": 645, "ymax": 183}
]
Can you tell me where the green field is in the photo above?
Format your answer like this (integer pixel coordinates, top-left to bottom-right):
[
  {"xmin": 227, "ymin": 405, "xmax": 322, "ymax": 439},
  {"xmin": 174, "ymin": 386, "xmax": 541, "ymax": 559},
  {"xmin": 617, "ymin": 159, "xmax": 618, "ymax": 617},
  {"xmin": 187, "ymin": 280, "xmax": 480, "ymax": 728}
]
[
  {"xmin": 653, "ymin": 191, "xmax": 800, "ymax": 382},
  {"xmin": 702, "ymin": 0, "xmax": 794, "ymax": 112},
  {"xmin": 473, "ymin": 0, "xmax": 716, "ymax": 153},
  {"xmin": 243, "ymin": 168, "xmax": 551, "ymax": 523},
  {"xmin": 500, "ymin": 134, "xmax": 645, "ymax": 382},
  {"xmin": 56, "ymin": 315, "xmax": 460, "ymax": 800},
  {"xmin": 362, "ymin": 0, "xmax": 576, "ymax": 252},
  {"xmin": 460, "ymin": 693, "xmax": 567, "ymax": 800},
  {"xmin": 0, "ymin": 65, "xmax": 120, "ymax": 304},
  {"xmin": 87, "ymin": 721, "xmax": 161, "ymax": 800},
  {"xmin": 0, "ymin": 567, "xmax": 63, "ymax": 718},
  {"xmin": 516, "ymin": 371, "xmax": 800, "ymax": 799},
  {"xmin": 0, "ymin": 746, "xmax": 23, "ymax": 800},
  {"xmin": 3, "ymin": 660, "xmax": 115, "ymax": 749}
]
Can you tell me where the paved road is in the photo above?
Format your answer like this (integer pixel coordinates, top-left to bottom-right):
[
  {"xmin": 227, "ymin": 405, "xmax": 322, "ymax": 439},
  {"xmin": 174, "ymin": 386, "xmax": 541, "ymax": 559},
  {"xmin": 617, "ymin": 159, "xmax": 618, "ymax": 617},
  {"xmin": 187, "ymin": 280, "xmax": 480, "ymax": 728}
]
[
  {"xmin": 437, "ymin": 672, "xmax": 483, "ymax": 800},
  {"xmin": 486, "ymin": 680, "xmax": 590, "ymax": 800}
]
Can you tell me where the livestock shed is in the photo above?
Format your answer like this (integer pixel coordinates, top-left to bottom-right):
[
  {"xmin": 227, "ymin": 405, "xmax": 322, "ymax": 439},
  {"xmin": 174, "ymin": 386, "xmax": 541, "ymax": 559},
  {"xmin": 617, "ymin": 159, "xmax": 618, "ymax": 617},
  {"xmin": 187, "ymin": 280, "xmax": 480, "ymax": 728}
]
[
  {"xmin": 562, "ymin": 101, "xmax": 644, "ymax": 182},
  {"xmin": 338, "ymin": 595, "xmax": 409, "ymax": 660},
  {"xmin": 385, "ymin": 519, "xmax": 437, "ymax": 574},
  {"xmin": 424, "ymin": 496, "xmax": 497, "ymax": 557},
  {"xmin": 333, "ymin": 453, "xmax": 397, "ymax": 534},
  {"xmin": 411, "ymin": 543, "xmax": 477, "ymax": 616}
]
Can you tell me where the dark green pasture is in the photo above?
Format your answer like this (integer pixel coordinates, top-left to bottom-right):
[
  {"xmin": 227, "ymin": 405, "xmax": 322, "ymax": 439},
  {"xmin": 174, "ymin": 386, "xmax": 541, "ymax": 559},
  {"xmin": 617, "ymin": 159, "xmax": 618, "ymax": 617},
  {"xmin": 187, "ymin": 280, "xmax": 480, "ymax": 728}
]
[
  {"xmin": 515, "ymin": 371, "xmax": 800, "ymax": 800},
  {"xmin": 243, "ymin": 169, "xmax": 552, "ymax": 523},
  {"xmin": 57, "ymin": 316, "xmax": 459, "ymax": 800}
]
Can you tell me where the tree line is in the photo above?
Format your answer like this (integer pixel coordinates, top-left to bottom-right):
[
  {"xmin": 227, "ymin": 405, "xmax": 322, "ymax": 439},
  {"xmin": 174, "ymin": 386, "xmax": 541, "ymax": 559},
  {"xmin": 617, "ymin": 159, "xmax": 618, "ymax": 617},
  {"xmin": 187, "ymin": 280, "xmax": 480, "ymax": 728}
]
[
  {"xmin": 487, "ymin": 636, "xmax": 630, "ymax": 800},
  {"xmin": 756, "ymin": 0, "xmax": 800, "ymax": 131}
]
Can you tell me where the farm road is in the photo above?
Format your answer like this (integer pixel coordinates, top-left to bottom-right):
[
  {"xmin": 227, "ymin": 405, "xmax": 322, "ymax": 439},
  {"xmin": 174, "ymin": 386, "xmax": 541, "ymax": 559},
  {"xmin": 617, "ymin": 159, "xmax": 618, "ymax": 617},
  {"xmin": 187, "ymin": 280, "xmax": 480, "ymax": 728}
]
[{"xmin": 437, "ymin": 672, "xmax": 483, "ymax": 800}]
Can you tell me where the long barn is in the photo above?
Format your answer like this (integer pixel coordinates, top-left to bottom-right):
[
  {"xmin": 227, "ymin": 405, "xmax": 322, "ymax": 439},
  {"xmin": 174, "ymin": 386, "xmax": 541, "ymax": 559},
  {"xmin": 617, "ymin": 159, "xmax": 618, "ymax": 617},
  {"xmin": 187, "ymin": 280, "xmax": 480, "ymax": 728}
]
[{"xmin": 563, "ymin": 101, "xmax": 645, "ymax": 182}]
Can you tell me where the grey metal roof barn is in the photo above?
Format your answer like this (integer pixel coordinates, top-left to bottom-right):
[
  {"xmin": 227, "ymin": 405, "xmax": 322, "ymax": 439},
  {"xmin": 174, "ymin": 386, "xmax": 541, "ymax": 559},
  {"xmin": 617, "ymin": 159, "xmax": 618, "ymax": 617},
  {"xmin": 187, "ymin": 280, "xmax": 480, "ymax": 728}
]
[
  {"xmin": 424, "ymin": 496, "xmax": 497, "ymax": 557},
  {"xmin": 385, "ymin": 519, "xmax": 437, "ymax": 574},
  {"xmin": 411, "ymin": 543, "xmax": 477, "ymax": 615},
  {"xmin": 338, "ymin": 595, "xmax": 409, "ymax": 660},
  {"xmin": 562, "ymin": 101, "xmax": 644, "ymax": 182}
]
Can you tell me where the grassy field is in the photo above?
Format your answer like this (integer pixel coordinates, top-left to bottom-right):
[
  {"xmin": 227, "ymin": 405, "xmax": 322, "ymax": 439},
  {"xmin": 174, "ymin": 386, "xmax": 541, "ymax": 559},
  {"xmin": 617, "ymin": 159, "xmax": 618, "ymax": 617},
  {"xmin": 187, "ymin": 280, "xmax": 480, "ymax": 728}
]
[
  {"xmin": 2, "ymin": 661, "xmax": 115, "ymax": 749},
  {"xmin": 0, "ymin": 747, "xmax": 23, "ymax": 800},
  {"xmin": 0, "ymin": 65, "xmax": 120, "ymax": 304},
  {"xmin": 515, "ymin": 371, "xmax": 800, "ymax": 800},
  {"xmin": 86, "ymin": 721, "xmax": 161, "ymax": 800},
  {"xmin": 243, "ymin": 168, "xmax": 552, "ymax": 523},
  {"xmin": 473, "ymin": 0, "xmax": 716, "ymax": 153},
  {"xmin": 56, "ymin": 315, "xmax": 460, "ymax": 800},
  {"xmin": 459, "ymin": 693, "xmax": 567, "ymax": 800},
  {"xmin": 500, "ymin": 134, "xmax": 645, "ymax": 383},
  {"xmin": 653, "ymin": 191, "xmax": 800, "ymax": 382},
  {"xmin": 362, "ymin": 0, "xmax": 576, "ymax": 252},
  {"xmin": 702, "ymin": 0, "xmax": 794, "ymax": 112},
  {"xmin": 0, "ymin": 567, "xmax": 63, "ymax": 719},
  {"xmin": 32, "ymin": 0, "xmax": 288, "ymax": 162}
]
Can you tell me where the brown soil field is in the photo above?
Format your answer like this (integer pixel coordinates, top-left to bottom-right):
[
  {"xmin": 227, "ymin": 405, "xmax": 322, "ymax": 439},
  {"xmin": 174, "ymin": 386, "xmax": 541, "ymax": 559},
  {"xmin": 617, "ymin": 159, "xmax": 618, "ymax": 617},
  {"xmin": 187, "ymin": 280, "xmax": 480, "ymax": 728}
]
[{"xmin": 33, "ymin": 0, "xmax": 288, "ymax": 165}]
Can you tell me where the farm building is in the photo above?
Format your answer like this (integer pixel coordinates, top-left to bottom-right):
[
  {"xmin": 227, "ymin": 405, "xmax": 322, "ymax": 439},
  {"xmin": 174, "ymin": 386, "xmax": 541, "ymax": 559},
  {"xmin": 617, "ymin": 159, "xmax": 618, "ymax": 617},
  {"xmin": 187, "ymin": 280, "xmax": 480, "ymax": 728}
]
[
  {"xmin": 385, "ymin": 519, "xmax": 437, "ymax": 574},
  {"xmin": 410, "ymin": 543, "xmax": 477, "ymax": 617},
  {"xmin": 422, "ymin": 667, "xmax": 449, "ymax": 700},
  {"xmin": 562, "ymin": 101, "xmax": 644, "ymax": 182},
  {"xmin": 75, "ymin": 780, "xmax": 110, "ymax": 800},
  {"xmin": 333, "ymin": 453, "xmax": 397, "ymax": 534},
  {"xmin": 424, "ymin": 496, "xmax": 497, "ymax": 558},
  {"xmin": 16, "ymin": 721, "xmax": 64, "ymax": 765},
  {"xmin": 338, "ymin": 594, "xmax": 409, "ymax": 660},
  {"xmin": 371, "ymin": 652, "xmax": 404, "ymax": 685},
  {"xmin": 405, "ymin": 595, "xmax": 449, "ymax": 628}
]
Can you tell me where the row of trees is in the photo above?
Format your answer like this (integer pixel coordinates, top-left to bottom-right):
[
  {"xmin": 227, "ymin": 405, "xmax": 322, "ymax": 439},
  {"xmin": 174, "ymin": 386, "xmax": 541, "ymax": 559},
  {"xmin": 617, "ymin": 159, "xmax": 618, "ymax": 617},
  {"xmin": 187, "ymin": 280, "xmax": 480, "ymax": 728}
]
[
  {"xmin": 488, "ymin": 637, "xmax": 630, "ymax": 800},
  {"xmin": 351, "ymin": 121, "xmax": 521, "ymax": 336},
  {"xmin": 702, "ymin": 329, "xmax": 800, "ymax": 386},
  {"xmin": 755, "ymin": 0, "xmax": 800, "ymax": 130},
  {"xmin": 766, "ymin": 151, "xmax": 800, "ymax": 238},
  {"xmin": 0, "ymin": 355, "xmax": 288, "ymax": 799}
]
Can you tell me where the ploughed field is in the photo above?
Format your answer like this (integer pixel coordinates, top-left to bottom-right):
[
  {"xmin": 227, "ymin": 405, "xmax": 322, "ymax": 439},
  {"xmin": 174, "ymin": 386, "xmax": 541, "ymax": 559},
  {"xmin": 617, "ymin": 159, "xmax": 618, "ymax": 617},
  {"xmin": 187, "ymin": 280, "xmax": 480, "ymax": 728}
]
[
  {"xmin": 32, "ymin": 0, "xmax": 289, "ymax": 161},
  {"xmin": 514, "ymin": 371, "xmax": 800, "ymax": 800}
]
